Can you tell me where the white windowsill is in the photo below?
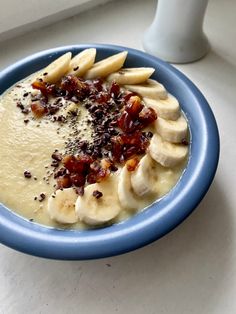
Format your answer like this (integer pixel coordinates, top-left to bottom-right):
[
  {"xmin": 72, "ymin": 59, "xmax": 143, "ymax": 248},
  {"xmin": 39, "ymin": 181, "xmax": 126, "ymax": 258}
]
[{"xmin": 0, "ymin": 0, "xmax": 112, "ymax": 42}]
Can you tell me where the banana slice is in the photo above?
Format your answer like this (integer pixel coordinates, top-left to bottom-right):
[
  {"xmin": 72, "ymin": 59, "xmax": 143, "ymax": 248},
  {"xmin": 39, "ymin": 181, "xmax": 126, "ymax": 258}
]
[
  {"xmin": 107, "ymin": 67, "xmax": 155, "ymax": 85},
  {"xmin": 47, "ymin": 188, "xmax": 78, "ymax": 224},
  {"xmin": 149, "ymin": 134, "xmax": 188, "ymax": 167},
  {"xmin": 75, "ymin": 176, "xmax": 121, "ymax": 226},
  {"xmin": 67, "ymin": 48, "xmax": 96, "ymax": 77},
  {"xmin": 84, "ymin": 51, "xmax": 128, "ymax": 79},
  {"xmin": 143, "ymin": 94, "xmax": 180, "ymax": 121},
  {"xmin": 125, "ymin": 79, "xmax": 167, "ymax": 100},
  {"xmin": 131, "ymin": 154, "xmax": 157, "ymax": 197},
  {"xmin": 117, "ymin": 165, "xmax": 140, "ymax": 211},
  {"xmin": 39, "ymin": 52, "xmax": 72, "ymax": 83},
  {"xmin": 155, "ymin": 114, "xmax": 188, "ymax": 143}
]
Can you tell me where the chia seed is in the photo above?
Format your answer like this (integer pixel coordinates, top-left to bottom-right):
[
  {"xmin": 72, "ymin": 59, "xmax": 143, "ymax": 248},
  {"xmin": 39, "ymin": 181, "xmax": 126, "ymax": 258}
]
[{"xmin": 24, "ymin": 170, "xmax": 32, "ymax": 178}]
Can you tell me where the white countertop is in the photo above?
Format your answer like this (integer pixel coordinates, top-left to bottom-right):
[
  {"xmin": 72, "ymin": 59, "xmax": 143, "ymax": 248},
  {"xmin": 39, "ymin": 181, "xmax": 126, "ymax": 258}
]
[{"xmin": 0, "ymin": 0, "xmax": 236, "ymax": 313}]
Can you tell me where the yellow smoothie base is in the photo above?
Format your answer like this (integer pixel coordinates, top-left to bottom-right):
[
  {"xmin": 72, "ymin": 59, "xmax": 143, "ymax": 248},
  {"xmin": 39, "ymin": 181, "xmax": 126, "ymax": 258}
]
[{"xmin": 0, "ymin": 78, "xmax": 187, "ymax": 229}]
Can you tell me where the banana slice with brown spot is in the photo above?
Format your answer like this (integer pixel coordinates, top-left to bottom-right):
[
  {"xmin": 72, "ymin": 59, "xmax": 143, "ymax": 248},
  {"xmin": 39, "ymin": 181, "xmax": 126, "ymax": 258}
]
[
  {"xmin": 107, "ymin": 67, "xmax": 155, "ymax": 85},
  {"xmin": 38, "ymin": 52, "xmax": 72, "ymax": 83},
  {"xmin": 67, "ymin": 48, "xmax": 96, "ymax": 77},
  {"xmin": 155, "ymin": 114, "xmax": 188, "ymax": 143},
  {"xmin": 75, "ymin": 175, "xmax": 121, "ymax": 226}
]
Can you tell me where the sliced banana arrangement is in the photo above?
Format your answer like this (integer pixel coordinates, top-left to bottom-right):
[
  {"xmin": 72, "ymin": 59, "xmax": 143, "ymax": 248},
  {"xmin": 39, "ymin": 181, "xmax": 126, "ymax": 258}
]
[{"xmin": 27, "ymin": 48, "xmax": 189, "ymax": 228}]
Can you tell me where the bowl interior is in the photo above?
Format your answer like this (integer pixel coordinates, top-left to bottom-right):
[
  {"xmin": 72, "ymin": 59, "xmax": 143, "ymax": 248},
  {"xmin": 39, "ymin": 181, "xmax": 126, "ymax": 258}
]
[{"xmin": 0, "ymin": 44, "xmax": 219, "ymax": 260}]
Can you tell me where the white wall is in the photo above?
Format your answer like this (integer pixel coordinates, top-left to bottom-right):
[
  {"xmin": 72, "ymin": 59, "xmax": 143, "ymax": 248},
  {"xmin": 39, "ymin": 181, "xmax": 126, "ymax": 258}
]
[{"xmin": 0, "ymin": 0, "xmax": 112, "ymax": 41}]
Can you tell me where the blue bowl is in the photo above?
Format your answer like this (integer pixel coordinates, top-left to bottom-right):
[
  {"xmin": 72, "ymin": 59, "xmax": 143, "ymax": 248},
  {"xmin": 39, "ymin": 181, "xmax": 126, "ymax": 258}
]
[{"xmin": 0, "ymin": 44, "xmax": 219, "ymax": 260}]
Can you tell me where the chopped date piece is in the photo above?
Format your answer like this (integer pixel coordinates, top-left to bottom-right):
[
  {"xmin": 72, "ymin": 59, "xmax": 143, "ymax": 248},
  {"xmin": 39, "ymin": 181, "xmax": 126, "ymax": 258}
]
[
  {"xmin": 138, "ymin": 107, "xmax": 157, "ymax": 127},
  {"xmin": 62, "ymin": 155, "xmax": 83, "ymax": 173},
  {"xmin": 31, "ymin": 101, "xmax": 47, "ymax": 118},
  {"xmin": 70, "ymin": 172, "xmax": 86, "ymax": 187},
  {"xmin": 125, "ymin": 96, "xmax": 143, "ymax": 118},
  {"xmin": 44, "ymin": 84, "xmax": 56, "ymax": 96},
  {"xmin": 61, "ymin": 75, "xmax": 90, "ymax": 99},
  {"xmin": 24, "ymin": 170, "xmax": 32, "ymax": 178},
  {"xmin": 87, "ymin": 166, "xmax": 108, "ymax": 184},
  {"xmin": 109, "ymin": 81, "xmax": 120, "ymax": 98},
  {"xmin": 117, "ymin": 96, "xmax": 157, "ymax": 133},
  {"xmin": 56, "ymin": 175, "xmax": 72, "ymax": 189},
  {"xmin": 87, "ymin": 172, "xmax": 97, "ymax": 184},
  {"xmin": 117, "ymin": 111, "xmax": 136, "ymax": 133},
  {"xmin": 79, "ymin": 154, "xmax": 94, "ymax": 165},
  {"xmin": 62, "ymin": 154, "xmax": 93, "ymax": 174},
  {"xmin": 126, "ymin": 158, "xmax": 139, "ymax": 172},
  {"xmin": 111, "ymin": 131, "xmax": 149, "ymax": 162},
  {"xmin": 92, "ymin": 190, "xmax": 103, "ymax": 199},
  {"xmin": 61, "ymin": 75, "xmax": 80, "ymax": 93},
  {"xmin": 123, "ymin": 92, "xmax": 138, "ymax": 101},
  {"xmin": 95, "ymin": 91, "xmax": 111, "ymax": 104},
  {"xmin": 32, "ymin": 80, "xmax": 47, "ymax": 94}
]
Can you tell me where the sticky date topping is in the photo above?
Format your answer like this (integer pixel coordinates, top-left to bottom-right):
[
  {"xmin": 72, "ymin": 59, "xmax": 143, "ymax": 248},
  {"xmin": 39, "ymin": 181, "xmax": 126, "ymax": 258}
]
[{"xmin": 20, "ymin": 75, "xmax": 157, "ymax": 190}]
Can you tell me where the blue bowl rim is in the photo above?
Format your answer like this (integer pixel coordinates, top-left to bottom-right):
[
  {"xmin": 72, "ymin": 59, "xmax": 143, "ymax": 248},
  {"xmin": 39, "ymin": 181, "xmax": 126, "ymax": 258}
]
[{"xmin": 0, "ymin": 44, "xmax": 220, "ymax": 260}]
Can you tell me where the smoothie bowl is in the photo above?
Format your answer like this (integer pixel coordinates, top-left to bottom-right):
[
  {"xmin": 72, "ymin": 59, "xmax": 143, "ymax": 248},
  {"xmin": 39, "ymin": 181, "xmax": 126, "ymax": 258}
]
[{"xmin": 0, "ymin": 44, "xmax": 219, "ymax": 259}]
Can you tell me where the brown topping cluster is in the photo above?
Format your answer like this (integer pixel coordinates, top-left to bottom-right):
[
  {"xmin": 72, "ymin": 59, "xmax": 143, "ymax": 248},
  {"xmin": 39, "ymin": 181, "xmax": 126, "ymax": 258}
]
[{"xmin": 19, "ymin": 74, "xmax": 157, "ymax": 193}]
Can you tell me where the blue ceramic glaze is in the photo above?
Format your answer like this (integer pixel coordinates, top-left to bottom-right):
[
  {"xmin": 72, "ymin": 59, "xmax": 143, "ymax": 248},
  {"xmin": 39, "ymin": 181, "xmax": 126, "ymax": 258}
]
[{"xmin": 0, "ymin": 44, "xmax": 219, "ymax": 260}]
